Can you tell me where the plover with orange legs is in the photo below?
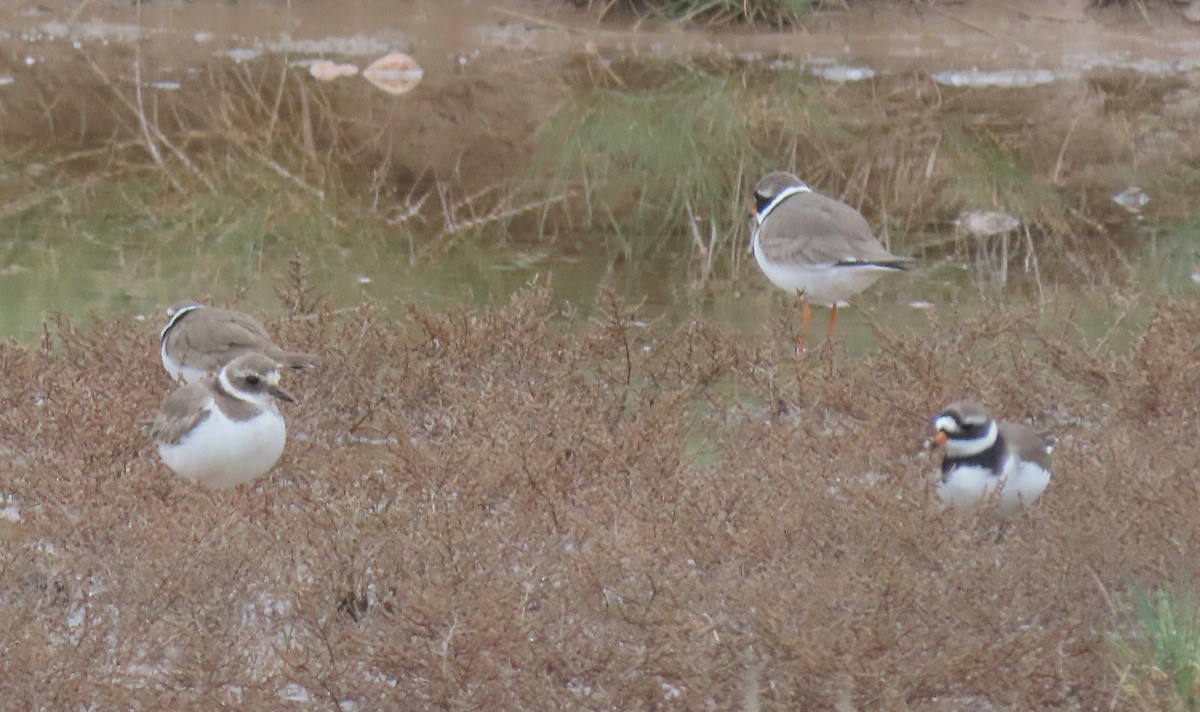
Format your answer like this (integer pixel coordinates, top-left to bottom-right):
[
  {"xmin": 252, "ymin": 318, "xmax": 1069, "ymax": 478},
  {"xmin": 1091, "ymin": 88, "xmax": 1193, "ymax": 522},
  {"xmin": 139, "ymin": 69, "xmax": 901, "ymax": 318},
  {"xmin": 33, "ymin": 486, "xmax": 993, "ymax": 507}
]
[{"xmin": 750, "ymin": 171, "xmax": 913, "ymax": 352}]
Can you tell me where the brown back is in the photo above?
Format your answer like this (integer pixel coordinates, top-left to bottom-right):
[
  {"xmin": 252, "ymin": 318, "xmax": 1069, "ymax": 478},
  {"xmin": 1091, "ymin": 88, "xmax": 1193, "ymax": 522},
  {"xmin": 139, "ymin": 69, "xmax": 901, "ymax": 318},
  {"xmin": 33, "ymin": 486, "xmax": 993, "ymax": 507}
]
[
  {"xmin": 163, "ymin": 306, "xmax": 315, "ymax": 373},
  {"xmin": 756, "ymin": 190, "xmax": 912, "ymax": 268},
  {"xmin": 999, "ymin": 421, "xmax": 1053, "ymax": 470}
]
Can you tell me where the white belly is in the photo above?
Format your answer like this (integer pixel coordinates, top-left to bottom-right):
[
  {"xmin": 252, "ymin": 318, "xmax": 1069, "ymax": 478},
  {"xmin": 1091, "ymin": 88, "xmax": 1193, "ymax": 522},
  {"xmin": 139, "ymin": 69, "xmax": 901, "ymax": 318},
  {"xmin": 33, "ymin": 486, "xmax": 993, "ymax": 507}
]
[
  {"xmin": 161, "ymin": 343, "xmax": 208, "ymax": 385},
  {"xmin": 937, "ymin": 456, "xmax": 1050, "ymax": 516},
  {"xmin": 752, "ymin": 238, "xmax": 892, "ymax": 307},
  {"xmin": 158, "ymin": 407, "xmax": 287, "ymax": 489}
]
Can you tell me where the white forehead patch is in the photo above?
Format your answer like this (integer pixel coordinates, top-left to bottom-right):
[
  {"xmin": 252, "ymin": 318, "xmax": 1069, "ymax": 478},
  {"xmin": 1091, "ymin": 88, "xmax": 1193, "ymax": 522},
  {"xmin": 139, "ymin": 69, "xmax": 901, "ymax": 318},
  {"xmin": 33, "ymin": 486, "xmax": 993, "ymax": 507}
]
[
  {"xmin": 934, "ymin": 415, "xmax": 960, "ymax": 434},
  {"xmin": 960, "ymin": 412, "xmax": 989, "ymax": 427}
]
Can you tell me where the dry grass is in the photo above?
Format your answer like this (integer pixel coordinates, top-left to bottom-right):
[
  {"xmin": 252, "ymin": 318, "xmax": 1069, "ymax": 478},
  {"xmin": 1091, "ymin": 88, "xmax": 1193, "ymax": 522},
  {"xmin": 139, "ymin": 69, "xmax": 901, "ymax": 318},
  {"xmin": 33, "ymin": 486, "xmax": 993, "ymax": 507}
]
[
  {"xmin": 4, "ymin": 283, "xmax": 1200, "ymax": 708},
  {"xmin": 8, "ymin": 33, "xmax": 1200, "ymax": 301}
]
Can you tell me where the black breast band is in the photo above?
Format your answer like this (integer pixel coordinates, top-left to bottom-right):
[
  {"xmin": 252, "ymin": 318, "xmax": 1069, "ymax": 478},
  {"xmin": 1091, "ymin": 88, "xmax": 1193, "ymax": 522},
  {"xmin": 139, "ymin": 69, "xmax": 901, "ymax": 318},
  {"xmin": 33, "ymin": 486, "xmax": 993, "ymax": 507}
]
[{"xmin": 941, "ymin": 432, "xmax": 1005, "ymax": 478}]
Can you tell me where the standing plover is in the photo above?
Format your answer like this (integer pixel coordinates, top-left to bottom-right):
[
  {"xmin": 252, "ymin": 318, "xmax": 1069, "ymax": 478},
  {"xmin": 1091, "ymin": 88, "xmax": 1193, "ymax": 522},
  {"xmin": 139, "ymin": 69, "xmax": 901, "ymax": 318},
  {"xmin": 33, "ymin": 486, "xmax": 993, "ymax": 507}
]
[{"xmin": 750, "ymin": 171, "xmax": 912, "ymax": 351}]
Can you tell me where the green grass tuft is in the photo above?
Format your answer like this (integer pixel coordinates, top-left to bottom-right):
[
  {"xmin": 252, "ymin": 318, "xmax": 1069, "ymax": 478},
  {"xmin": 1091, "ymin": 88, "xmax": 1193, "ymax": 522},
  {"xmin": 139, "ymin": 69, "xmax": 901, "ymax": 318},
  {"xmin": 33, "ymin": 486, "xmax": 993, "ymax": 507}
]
[
  {"xmin": 1113, "ymin": 583, "xmax": 1200, "ymax": 711},
  {"xmin": 527, "ymin": 64, "xmax": 821, "ymax": 271},
  {"xmin": 657, "ymin": 0, "xmax": 814, "ymax": 24}
]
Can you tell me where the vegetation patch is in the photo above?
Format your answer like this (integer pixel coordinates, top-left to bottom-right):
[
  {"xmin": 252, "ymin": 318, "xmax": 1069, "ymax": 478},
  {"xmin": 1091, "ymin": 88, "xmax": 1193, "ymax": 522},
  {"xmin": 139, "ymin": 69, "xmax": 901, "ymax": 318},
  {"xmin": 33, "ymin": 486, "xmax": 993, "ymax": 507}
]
[
  {"xmin": 1112, "ymin": 583, "xmax": 1200, "ymax": 711},
  {"xmin": 4, "ymin": 279, "xmax": 1200, "ymax": 707}
]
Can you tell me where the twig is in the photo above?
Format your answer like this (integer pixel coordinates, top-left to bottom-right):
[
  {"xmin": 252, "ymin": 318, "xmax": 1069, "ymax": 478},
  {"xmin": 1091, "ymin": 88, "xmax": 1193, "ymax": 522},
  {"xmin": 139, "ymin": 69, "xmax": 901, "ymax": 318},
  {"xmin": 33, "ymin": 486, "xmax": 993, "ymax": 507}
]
[
  {"xmin": 445, "ymin": 194, "xmax": 568, "ymax": 234},
  {"xmin": 38, "ymin": 142, "xmax": 144, "ymax": 168},
  {"xmin": 384, "ymin": 191, "xmax": 430, "ymax": 227},
  {"xmin": 685, "ymin": 199, "xmax": 716, "ymax": 288},
  {"xmin": 494, "ymin": 8, "xmax": 581, "ymax": 33},
  {"xmin": 1134, "ymin": 0, "xmax": 1152, "ymax": 28},
  {"xmin": 1052, "ymin": 114, "xmax": 1080, "ymax": 185},
  {"xmin": 79, "ymin": 48, "xmax": 214, "ymax": 191},
  {"xmin": 295, "ymin": 78, "xmax": 320, "ymax": 167},
  {"xmin": 1092, "ymin": 291, "xmax": 1139, "ymax": 355},
  {"xmin": 434, "ymin": 180, "xmax": 566, "ymax": 235},
  {"xmin": 267, "ymin": 62, "xmax": 288, "ymax": 145},
  {"xmin": 130, "ymin": 25, "xmax": 183, "ymax": 194},
  {"xmin": 924, "ymin": 133, "xmax": 941, "ymax": 180},
  {"xmin": 929, "ymin": 6, "xmax": 1014, "ymax": 43},
  {"xmin": 1021, "ymin": 224, "xmax": 1045, "ymax": 307},
  {"xmin": 66, "ymin": 0, "xmax": 93, "ymax": 23},
  {"xmin": 248, "ymin": 148, "xmax": 325, "ymax": 201},
  {"xmin": 0, "ymin": 163, "xmax": 114, "ymax": 221}
]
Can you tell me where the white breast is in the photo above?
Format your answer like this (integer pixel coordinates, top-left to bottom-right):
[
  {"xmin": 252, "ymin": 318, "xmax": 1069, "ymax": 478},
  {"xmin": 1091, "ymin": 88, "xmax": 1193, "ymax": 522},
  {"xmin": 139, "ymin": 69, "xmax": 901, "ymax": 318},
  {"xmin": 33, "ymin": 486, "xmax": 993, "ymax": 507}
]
[
  {"xmin": 752, "ymin": 234, "xmax": 893, "ymax": 307},
  {"xmin": 936, "ymin": 454, "xmax": 1050, "ymax": 516},
  {"xmin": 157, "ymin": 399, "xmax": 287, "ymax": 489}
]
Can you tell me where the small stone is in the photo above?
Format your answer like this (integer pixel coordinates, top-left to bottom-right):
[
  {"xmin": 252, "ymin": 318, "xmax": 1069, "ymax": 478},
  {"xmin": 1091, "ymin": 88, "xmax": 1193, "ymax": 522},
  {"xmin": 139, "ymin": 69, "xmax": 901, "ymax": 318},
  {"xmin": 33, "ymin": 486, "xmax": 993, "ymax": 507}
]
[
  {"xmin": 363, "ymin": 52, "xmax": 423, "ymax": 95},
  {"xmin": 309, "ymin": 60, "xmax": 359, "ymax": 81},
  {"xmin": 1111, "ymin": 186, "xmax": 1150, "ymax": 213},
  {"xmin": 957, "ymin": 210, "xmax": 1020, "ymax": 236}
]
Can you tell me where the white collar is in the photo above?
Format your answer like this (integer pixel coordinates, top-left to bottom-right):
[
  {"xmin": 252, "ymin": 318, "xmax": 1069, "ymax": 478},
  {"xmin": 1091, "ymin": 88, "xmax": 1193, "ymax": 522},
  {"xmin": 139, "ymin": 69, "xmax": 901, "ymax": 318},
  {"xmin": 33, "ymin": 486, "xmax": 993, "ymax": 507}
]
[
  {"xmin": 160, "ymin": 304, "xmax": 201, "ymax": 341},
  {"xmin": 756, "ymin": 184, "xmax": 812, "ymax": 225}
]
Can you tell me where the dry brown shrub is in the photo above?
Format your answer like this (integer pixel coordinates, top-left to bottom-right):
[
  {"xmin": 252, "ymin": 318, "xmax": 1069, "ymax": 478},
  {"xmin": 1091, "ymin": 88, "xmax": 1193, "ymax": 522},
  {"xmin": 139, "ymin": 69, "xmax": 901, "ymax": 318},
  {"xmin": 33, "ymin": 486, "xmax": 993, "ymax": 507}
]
[{"xmin": 4, "ymin": 287, "xmax": 1200, "ymax": 709}]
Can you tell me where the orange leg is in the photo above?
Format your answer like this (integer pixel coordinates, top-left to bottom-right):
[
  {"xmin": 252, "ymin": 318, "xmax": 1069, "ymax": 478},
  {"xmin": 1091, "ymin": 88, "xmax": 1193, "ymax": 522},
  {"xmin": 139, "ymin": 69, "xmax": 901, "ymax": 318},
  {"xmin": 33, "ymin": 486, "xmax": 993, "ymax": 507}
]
[
  {"xmin": 827, "ymin": 304, "xmax": 840, "ymax": 341},
  {"xmin": 796, "ymin": 300, "xmax": 812, "ymax": 354}
]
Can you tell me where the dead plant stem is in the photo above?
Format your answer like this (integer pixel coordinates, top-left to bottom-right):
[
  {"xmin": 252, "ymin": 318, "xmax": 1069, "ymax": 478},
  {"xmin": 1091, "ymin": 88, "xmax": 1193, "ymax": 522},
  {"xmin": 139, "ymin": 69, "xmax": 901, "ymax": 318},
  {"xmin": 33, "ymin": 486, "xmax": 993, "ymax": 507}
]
[{"xmin": 1052, "ymin": 115, "xmax": 1081, "ymax": 186}]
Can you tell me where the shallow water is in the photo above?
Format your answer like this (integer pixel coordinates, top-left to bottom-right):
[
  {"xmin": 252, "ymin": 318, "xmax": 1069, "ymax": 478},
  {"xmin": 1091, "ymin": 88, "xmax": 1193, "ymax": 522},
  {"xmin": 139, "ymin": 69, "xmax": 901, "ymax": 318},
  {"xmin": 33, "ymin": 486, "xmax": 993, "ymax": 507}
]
[{"xmin": 0, "ymin": 0, "xmax": 1197, "ymax": 348}]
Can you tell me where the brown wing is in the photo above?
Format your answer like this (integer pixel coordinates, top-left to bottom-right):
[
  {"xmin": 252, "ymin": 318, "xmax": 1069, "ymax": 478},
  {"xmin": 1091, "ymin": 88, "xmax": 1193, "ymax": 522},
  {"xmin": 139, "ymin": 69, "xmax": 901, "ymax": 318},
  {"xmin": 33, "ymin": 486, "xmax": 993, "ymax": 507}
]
[
  {"xmin": 999, "ymin": 421, "xmax": 1053, "ymax": 470},
  {"xmin": 165, "ymin": 307, "xmax": 279, "ymax": 373},
  {"xmin": 758, "ymin": 191, "xmax": 911, "ymax": 268},
  {"xmin": 147, "ymin": 383, "xmax": 213, "ymax": 445}
]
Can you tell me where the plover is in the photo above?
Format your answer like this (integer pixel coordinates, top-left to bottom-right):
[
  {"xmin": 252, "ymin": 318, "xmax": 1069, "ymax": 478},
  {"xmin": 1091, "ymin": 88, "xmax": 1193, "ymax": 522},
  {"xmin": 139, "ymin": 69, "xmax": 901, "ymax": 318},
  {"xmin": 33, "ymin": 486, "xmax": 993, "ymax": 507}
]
[
  {"xmin": 160, "ymin": 300, "xmax": 315, "ymax": 384},
  {"xmin": 750, "ymin": 171, "xmax": 913, "ymax": 351},
  {"xmin": 933, "ymin": 400, "xmax": 1053, "ymax": 516},
  {"xmin": 147, "ymin": 353, "xmax": 295, "ymax": 490}
]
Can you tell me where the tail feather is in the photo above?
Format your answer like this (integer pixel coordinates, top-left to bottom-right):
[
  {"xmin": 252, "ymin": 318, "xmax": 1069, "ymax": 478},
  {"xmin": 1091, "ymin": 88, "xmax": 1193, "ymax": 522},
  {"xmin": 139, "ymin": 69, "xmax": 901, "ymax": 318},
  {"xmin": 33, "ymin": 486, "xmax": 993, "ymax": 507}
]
[
  {"xmin": 834, "ymin": 258, "xmax": 914, "ymax": 271},
  {"xmin": 266, "ymin": 349, "xmax": 317, "ymax": 371}
]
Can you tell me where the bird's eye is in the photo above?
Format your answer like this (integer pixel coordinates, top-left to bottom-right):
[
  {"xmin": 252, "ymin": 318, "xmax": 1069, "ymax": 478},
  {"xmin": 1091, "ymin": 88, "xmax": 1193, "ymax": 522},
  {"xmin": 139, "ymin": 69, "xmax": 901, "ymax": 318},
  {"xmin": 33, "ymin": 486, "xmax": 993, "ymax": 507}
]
[{"xmin": 245, "ymin": 375, "xmax": 261, "ymax": 386}]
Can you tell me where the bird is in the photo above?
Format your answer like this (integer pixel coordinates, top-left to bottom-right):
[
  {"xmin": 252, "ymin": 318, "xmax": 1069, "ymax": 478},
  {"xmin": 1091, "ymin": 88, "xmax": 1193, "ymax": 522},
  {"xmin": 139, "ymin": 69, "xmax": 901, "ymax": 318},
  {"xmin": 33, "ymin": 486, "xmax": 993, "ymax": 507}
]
[
  {"xmin": 147, "ymin": 353, "xmax": 296, "ymax": 490},
  {"xmin": 932, "ymin": 400, "xmax": 1053, "ymax": 516},
  {"xmin": 159, "ymin": 301, "xmax": 316, "ymax": 384},
  {"xmin": 750, "ymin": 171, "xmax": 913, "ymax": 351}
]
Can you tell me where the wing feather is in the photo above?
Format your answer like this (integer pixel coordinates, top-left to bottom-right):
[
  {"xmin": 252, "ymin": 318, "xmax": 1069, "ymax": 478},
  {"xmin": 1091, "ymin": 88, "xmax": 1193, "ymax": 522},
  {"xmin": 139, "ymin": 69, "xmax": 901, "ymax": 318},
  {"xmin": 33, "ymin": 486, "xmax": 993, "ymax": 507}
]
[
  {"xmin": 148, "ymin": 383, "xmax": 213, "ymax": 445},
  {"xmin": 165, "ymin": 308, "xmax": 277, "ymax": 373},
  {"xmin": 757, "ymin": 192, "xmax": 911, "ymax": 268},
  {"xmin": 999, "ymin": 422, "xmax": 1053, "ymax": 470}
]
